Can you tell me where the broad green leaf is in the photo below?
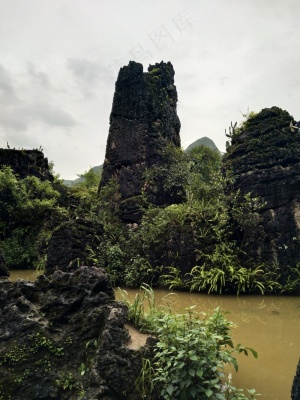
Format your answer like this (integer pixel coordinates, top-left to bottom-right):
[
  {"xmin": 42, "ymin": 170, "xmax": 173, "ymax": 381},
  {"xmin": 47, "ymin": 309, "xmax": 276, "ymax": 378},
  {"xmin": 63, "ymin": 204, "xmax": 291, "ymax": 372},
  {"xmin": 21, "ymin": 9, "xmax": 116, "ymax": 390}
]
[
  {"xmin": 196, "ymin": 369, "xmax": 203, "ymax": 378},
  {"xmin": 166, "ymin": 385, "xmax": 174, "ymax": 395}
]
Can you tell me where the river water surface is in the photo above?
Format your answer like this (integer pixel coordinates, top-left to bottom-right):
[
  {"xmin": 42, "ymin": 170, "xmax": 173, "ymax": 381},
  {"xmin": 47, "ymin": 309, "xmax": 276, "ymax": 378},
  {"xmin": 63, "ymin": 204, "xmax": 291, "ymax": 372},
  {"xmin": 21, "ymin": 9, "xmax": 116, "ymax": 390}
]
[{"xmin": 10, "ymin": 270, "xmax": 300, "ymax": 400}]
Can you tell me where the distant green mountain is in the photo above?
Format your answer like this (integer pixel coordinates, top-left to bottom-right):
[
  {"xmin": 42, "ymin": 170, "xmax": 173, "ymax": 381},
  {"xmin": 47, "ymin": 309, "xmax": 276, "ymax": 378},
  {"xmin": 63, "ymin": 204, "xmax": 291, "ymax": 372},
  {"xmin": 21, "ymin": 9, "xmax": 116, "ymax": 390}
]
[
  {"xmin": 63, "ymin": 165, "xmax": 103, "ymax": 187},
  {"xmin": 185, "ymin": 137, "xmax": 220, "ymax": 153},
  {"xmin": 63, "ymin": 137, "xmax": 219, "ymax": 186}
]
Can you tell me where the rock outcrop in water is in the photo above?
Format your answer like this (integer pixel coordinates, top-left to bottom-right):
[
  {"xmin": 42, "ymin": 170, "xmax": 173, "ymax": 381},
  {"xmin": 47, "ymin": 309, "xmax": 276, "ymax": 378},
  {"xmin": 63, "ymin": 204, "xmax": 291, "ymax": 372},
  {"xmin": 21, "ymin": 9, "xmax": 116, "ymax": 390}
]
[
  {"xmin": 0, "ymin": 266, "xmax": 142, "ymax": 400},
  {"xmin": 0, "ymin": 148, "xmax": 54, "ymax": 181},
  {"xmin": 223, "ymin": 107, "xmax": 300, "ymax": 280},
  {"xmin": 99, "ymin": 61, "xmax": 181, "ymax": 223},
  {"xmin": 292, "ymin": 359, "xmax": 300, "ymax": 400}
]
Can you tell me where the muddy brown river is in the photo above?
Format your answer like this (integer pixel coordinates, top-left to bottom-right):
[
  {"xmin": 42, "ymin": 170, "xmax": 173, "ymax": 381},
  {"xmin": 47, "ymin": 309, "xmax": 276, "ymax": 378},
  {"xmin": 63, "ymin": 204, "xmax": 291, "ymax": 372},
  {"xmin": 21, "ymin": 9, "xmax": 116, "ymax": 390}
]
[{"xmin": 9, "ymin": 270, "xmax": 300, "ymax": 400}]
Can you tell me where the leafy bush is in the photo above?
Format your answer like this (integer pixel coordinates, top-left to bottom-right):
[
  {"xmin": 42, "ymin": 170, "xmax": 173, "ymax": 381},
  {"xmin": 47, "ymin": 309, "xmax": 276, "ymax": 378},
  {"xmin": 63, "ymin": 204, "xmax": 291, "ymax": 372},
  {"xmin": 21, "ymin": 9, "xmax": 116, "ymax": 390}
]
[
  {"xmin": 124, "ymin": 256, "xmax": 153, "ymax": 287},
  {"xmin": 121, "ymin": 286, "xmax": 259, "ymax": 400},
  {"xmin": 187, "ymin": 145, "xmax": 223, "ymax": 202},
  {"xmin": 152, "ymin": 308, "xmax": 258, "ymax": 400},
  {"xmin": 67, "ymin": 167, "xmax": 102, "ymax": 219},
  {"xmin": 0, "ymin": 166, "xmax": 67, "ymax": 269}
]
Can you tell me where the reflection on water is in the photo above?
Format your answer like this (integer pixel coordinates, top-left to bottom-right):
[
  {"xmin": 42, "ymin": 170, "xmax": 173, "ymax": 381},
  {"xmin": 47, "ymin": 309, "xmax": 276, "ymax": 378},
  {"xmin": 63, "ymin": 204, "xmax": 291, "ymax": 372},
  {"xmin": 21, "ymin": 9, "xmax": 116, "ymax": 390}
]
[
  {"xmin": 9, "ymin": 271, "xmax": 300, "ymax": 400},
  {"xmin": 116, "ymin": 288, "xmax": 300, "ymax": 400}
]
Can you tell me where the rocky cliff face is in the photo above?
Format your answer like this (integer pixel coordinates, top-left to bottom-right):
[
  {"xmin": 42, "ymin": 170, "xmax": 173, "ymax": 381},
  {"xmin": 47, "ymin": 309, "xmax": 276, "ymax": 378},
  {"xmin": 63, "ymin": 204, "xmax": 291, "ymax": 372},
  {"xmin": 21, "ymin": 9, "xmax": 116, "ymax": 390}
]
[
  {"xmin": 223, "ymin": 107, "xmax": 300, "ymax": 279},
  {"xmin": 0, "ymin": 267, "xmax": 142, "ymax": 400},
  {"xmin": 99, "ymin": 61, "xmax": 181, "ymax": 223},
  {"xmin": 0, "ymin": 149, "xmax": 54, "ymax": 181}
]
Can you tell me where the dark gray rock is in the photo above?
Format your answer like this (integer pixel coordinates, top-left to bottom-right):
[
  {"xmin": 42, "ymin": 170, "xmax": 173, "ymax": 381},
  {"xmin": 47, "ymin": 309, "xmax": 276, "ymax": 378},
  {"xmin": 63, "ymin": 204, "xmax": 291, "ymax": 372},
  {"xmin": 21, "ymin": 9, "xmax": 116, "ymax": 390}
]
[
  {"xmin": 223, "ymin": 107, "xmax": 300, "ymax": 283},
  {"xmin": 99, "ymin": 61, "xmax": 181, "ymax": 223},
  {"xmin": 45, "ymin": 219, "xmax": 104, "ymax": 275},
  {"xmin": 292, "ymin": 359, "xmax": 300, "ymax": 400},
  {"xmin": 0, "ymin": 266, "xmax": 142, "ymax": 400},
  {"xmin": 0, "ymin": 249, "xmax": 9, "ymax": 277},
  {"xmin": 0, "ymin": 148, "xmax": 54, "ymax": 181}
]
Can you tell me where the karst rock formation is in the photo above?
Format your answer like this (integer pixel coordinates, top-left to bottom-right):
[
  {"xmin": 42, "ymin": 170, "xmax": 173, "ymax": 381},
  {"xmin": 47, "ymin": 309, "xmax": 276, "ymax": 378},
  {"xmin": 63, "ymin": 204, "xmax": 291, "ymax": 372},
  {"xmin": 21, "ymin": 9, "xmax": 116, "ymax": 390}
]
[
  {"xmin": 0, "ymin": 267, "xmax": 143, "ymax": 399},
  {"xmin": 223, "ymin": 107, "xmax": 300, "ymax": 281},
  {"xmin": 99, "ymin": 61, "xmax": 181, "ymax": 223},
  {"xmin": 0, "ymin": 149, "xmax": 54, "ymax": 181}
]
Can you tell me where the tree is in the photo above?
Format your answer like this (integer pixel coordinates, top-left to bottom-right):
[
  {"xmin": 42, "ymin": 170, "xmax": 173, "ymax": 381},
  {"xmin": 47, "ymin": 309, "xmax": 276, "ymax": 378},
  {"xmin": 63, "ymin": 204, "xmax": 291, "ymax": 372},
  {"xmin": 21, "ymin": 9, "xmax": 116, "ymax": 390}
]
[{"xmin": 0, "ymin": 166, "xmax": 66, "ymax": 269}]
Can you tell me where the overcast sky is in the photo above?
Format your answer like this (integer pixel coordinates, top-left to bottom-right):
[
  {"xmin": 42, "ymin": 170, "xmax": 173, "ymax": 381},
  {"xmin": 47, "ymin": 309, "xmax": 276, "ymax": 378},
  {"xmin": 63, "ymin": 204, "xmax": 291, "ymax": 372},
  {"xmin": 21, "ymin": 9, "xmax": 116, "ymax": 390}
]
[{"xmin": 0, "ymin": 0, "xmax": 299, "ymax": 179}]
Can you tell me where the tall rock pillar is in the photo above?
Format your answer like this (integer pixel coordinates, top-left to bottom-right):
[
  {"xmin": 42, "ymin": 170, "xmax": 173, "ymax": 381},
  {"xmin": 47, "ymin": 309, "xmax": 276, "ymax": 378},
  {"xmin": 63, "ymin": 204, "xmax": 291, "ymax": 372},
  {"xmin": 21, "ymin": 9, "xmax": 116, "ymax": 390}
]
[
  {"xmin": 99, "ymin": 61, "xmax": 181, "ymax": 222},
  {"xmin": 223, "ymin": 107, "xmax": 300, "ymax": 281}
]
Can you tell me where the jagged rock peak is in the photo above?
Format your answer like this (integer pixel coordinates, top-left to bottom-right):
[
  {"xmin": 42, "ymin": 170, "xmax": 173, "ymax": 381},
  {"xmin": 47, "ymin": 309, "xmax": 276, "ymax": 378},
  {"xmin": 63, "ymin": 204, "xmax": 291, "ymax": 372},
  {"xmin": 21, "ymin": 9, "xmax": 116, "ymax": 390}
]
[{"xmin": 100, "ymin": 60, "xmax": 181, "ymax": 222}]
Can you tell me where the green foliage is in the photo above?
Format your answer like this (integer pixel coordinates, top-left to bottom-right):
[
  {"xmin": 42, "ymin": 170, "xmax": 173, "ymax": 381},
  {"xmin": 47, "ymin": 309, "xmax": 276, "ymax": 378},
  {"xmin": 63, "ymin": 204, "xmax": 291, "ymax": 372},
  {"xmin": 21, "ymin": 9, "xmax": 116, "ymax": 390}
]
[
  {"xmin": 235, "ymin": 110, "xmax": 258, "ymax": 135},
  {"xmin": 67, "ymin": 167, "xmax": 101, "ymax": 219},
  {"xmin": 124, "ymin": 286, "xmax": 259, "ymax": 400},
  {"xmin": 98, "ymin": 178, "xmax": 122, "ymax": 228},
  {"xmin": 98, "ymin": 242, "xmax": 125, "ymax": 285},
  {"xmin": 152, "ymin": 308, "xmax": 258, "ymax": 400},
  {"xmin": 0, "ymin": 228, "xmax": 39, "ymax": 268},
  {"xmin": 144, "ymin": 144, "xmax": 224, "ymax": 205},
  {"xmin": 87, "ymin": 236, "xmax": 127, "ymax": 286},
  {"xmin": 189, "ymin": 243, "xmax": 267, "ymax": 295},
  {"xmin": 78, "ymin": 166, "xmax": 102, "ymax": 188},
  {"xmin": 0, "ymin": 332, "xmax": 64, "ymax": 381},
  {"xmin": 118, "ymin": 284, "xmax": 174, "ymax": 333},
  {"xmin": 124, "ymin": 256, "xmax": 153, "ymax": 287},
  {"xmin": 144, "ymin": 144, "xmax": 189, "ymax": 203},
  {"xmin": 187, "ymin": 145, "xmax": 223, "ymax": 202},
  {"xmin": 138, "ymin": 200, "xmax": 225, "ymax": 261},
  {"xmin": 68, "ymin": 184, "xmax": 99, "ymax": 219},
  {"xmin": 0, "ymin": 166, "xmax": 67, "ymax": 269},
  {"xmin": 56, "ymin": 372, "xmax": 74, "ymax": 390},
  {"xmin": 282, "ymin": 262, "xmax": 300, "ymax": 294},
  {"xmin": 160, "ymin": 266, "xmax": 186, "ymax": 290},
  {"xmin": 0, "ymin": 166, "xmax": 61, "ymax": 229},
  {"xmin": 158, "ymin": 242, "xmax": 283, "ymax": 295}
]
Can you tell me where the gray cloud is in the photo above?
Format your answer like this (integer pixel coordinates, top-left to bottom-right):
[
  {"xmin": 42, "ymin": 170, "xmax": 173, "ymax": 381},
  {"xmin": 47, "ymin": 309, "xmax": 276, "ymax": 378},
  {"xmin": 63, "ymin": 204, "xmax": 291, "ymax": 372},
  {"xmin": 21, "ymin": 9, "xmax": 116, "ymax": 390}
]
[
  {"xmin": 0, "ymin": 61, "xmax": 77, "ymax": 134},
  {"xmin": 0, "ymin": 102, "xmax": 77, "ymax": 133},
  {"xmin": 0, "ymin": 109, "xmax": 28, "ymax": 132},
  {"xmin": 0, "ymin": 64, "xmax": 18, "ymax": 104},
  {"xmin": 27, "ymin": 63, "xmax": 50, "ymax": 87},
  {"xmin": 32, "ymin": 103, "xmax": 77, "ymax": 127},
  {"xmin": 68, "ymin": 58, "xmax": 102, "ymax": 83},
  {"xmin": 0, "ymin": 0, "xmax": 299, "ymax": 179},
  {"xmin": 67, "ymin": 58, "xmax": 113, "ymax": 98}
]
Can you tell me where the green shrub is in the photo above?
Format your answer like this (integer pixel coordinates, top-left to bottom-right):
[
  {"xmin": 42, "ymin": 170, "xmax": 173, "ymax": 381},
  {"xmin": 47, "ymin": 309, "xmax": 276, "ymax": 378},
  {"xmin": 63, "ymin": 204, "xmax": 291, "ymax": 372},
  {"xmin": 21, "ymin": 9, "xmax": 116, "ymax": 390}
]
[
  {"xmin": 152, "ymin": 308, "xmax": 258, "ymax": 400},
  {"xmin": 0, "ymin": 166, "xmax": 66, "ymax": 269},
  {"xmin": 124, "ymin": 256, "xmax": 153, "ymax": 287},
  {"xmin": 122, "ymin": 286, "xmax": 259, "ymax": 400}
]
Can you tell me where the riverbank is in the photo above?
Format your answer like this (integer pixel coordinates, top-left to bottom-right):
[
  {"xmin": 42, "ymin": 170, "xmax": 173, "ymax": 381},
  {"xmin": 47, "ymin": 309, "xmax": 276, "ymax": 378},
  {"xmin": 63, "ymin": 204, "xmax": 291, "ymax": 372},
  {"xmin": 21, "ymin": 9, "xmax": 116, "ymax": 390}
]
[{"xmin": 9, "ymin": 270, "xmax": 300, "ymax": 399}]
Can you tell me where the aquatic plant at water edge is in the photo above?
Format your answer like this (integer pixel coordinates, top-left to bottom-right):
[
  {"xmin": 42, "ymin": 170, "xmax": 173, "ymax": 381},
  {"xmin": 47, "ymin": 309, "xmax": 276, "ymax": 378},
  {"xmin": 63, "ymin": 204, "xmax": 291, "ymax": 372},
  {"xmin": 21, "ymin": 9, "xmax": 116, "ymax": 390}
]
[
  {"xmin": 121, "ymin": 285, "xmax": 259, "ymax": 399},
  {"xmin": 151, "ymin": 308, "xmax": 258, "ymax": 400}
]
